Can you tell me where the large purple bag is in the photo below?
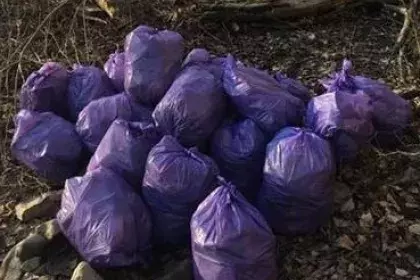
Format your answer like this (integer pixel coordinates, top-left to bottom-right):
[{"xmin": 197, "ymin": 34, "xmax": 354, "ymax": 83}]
[
  {"xmin": 124, "ymin": 25, "xmax": 184, "ymax": 106},
  {"xmin": 191, "ymin": 179, "xmax": 277, "ymax": 280},
  {"xmin": 57, "ymin": 167, "xmax": 152, "ymax": 267},
  {"xmin": 274, "ymin": 72, "xmax": 311, "ymax": 103},
  {"xmin": 76, "ymin": 93, "xmax": 153, "ymax": 152},
  {"xmin": 211, "ymin": 119, "xmax": 266, "ymax": 200},
  {"xmin": 67, "ymin": 65, "xmax": 117, "ymax": 121},
  {"xmin": 305, "ymin": 90, "xmax": 374, "ymax": 161},
  {"xmin": 257, "ymin": 127, "xmax": 335, "ymax": 236},
  {"xmin": 152, "ymin": 63, "xmax": 227, "ymax": 147},
  {"xmin": 223, "ymin": 55, "xmax": 305, "ymax": 134},
  {"xmin": 20, "ymin": 62, "xmax": 69, "ymax": 118},
  {"xmin": 142, "ymin": 135, "xmax": 219, "ymax": 245},
  {"xmin": 322, "ymin": 59, "xmax": 412, "ymax": 136},
  {"xmin": 182, "ymin": 48, "xmax": 225, "ymax": 82},
  {"xmin": 87, "ymin": 119, "xmax": 161, "ymax": 186},
  {"xmin": 10, "ymin": 110, "xmax": 83, "ymax": 182},
  {"xmin": 104, "ymin": 51, "xmax": 125, "ymax": 92}
]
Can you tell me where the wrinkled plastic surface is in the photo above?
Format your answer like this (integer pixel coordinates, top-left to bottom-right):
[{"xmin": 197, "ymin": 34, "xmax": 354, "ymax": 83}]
[
  {"xmin": 10, "ymin": 110, "xmax": 83, "ymax": 182},
  {"xmin": 57, "ymin": 167, "xmax": 152, "ymax": 267},
  {"xmin": 67, "ymin": 65, "xmax": 117, "ymax": 121},
  {"xmin": 87, "ymin": 119, "xmax": 161, "ymax": 186},
  {"xmin": 322, "ymin": 59, "xmax": 412, "ymax": 134},
  {"xmin": 182, "ymin": 48, "xmax": 225, "ymax": 82},
  {"xmin": 153, "ymin": 64, "xmax": 227, "ymax": 147},
  {"xmin": 191, "ymin": 179, "xmax": 277, "ymax": 280},
  {"xmin": 104, "ymin": 51, "xmax": 125, "ymax": 92},
  {"xmin": 142, "ymin": 135, "xmax": 219, "ymax": 245},
  {"xmin": 306, "ymin": 90, "xmax": 374, "ymax": 161},
  {"xmin": 20, "ymin": 62, "xmax": 69, "ymax": 118},
  {"xmin": 257, "ymin": 127, "xmax": 335, "ymax": 235},
  {"xmin": 124, "ymin": 25, "xmax": 184, "ymax": 106},
  {"xmin": 76, "ymin": 93, "xmax": 153, "ymax": 152},
  {"xmin": 223, "ymin": 55, "xmax": 305, "ymax": 133},
  {"xmin": 274, "ymin": 72, "xmax": 311, "ymax": 103},
  {"xmin": 211, "ymin": 119, "xmax": 266, "ymax": 200}
]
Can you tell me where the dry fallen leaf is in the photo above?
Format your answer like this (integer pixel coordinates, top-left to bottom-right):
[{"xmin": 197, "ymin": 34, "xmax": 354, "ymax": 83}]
[
  {"xmin": 95, "ymin": 0, "xmax": 116, "ymax": 18},
  {"xmin": 341, "ymin": 198, "xmax": 355, "ymax": 212},
  {"xmin": 386, "ymin": 213, "xmax": 404, "ymax": 224},
  {"xmin": 395, "ymin": 268, "xmax": 409, "ymax": 277},
  {"xmin": 360, "ymin": 211, "xmax": 374, "ymax": 227},
  {"xmin": 408, "ymin": 224, "xmax": 420, "ymax": 236},
  {"xmin": 338, "ymin": 234, "xmax": 355, "ymax": 250}
]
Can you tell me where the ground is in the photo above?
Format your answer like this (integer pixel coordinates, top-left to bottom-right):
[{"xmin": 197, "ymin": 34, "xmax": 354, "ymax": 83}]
[{"xmin": 0, "ymin": 1, "xmax": 419, "ymax": 280}]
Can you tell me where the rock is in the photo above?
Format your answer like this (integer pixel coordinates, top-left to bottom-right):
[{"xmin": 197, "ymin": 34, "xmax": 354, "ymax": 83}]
[
  {"xmin": 15, "ymin": 234, "xmax": 47, "ymax": 262},
  {"xmin": 395, "ymin": 268, "xmax": 409, "ymax": 277},
  {"xmin": 38, "ymin": 276, "xmax": 56, "ymax": 280},
  {"xmin": 21, "ymin": 257, "xmax": 41, "ymax": 273},
  {"xmin": 408, "ymin": 224, "xmax": 420, "ymax": 236},
  {"xmin": 71, "ymin": 262, "xmax": 103, "ymax": 280},
  {"xmin": 15, "ymin": 191, "xmax": 62, "ymax": 222},
  {"xmin": 156, "ymin": 259, "xmax": 192, "ymax": 280},
  {"xmin": 341, "ymin": 198, "xmax": 355, "ymax": 212},
  {"xmin": 337, "ymin": 235, "xmax": 354, "ymax": 251},
  {"xmin": 0, "ymin": 247, "xmax": 23, "ymax": 280},
  {"xmin": 35, "ymin": 220, "xmax": 61, "ymax": 241},
  {"xmin": 360, "ymin": 211, "xmax": 374, "ymax": 227}
]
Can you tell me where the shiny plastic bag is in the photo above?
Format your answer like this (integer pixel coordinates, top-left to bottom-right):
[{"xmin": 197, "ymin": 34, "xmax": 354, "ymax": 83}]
[
  {"xmin": 142, "ymin": 135, "xmax": 219, "ymax": 245},
  {"xmin": 104, "ymin": 51, "xmax": 125, "ymax": 92},
  {"xmin": 10, "ymin": 110, "xmax": 83, "ymax": 182},
  {"xmin": 57, "ymin": 167, "xmax": 152, "ymax": 267},
  {"xmin": 124, "ymin": 25, "xmax": 184, "ymax": 106},
  {"xmin": 191, "ymin": 178, "xmax": 277, "ymax": 280},
  {"xmin": 257, "ymin": 127, "xmax": 335, "ymax": 235},
  {"xmin": 182, "ymin": 48, "xmax": 225, "ymax": 82},
  {"xmin": 87, "ymin": 119, "xmax": 161, "ymax": 186},
  {"xmin": 19, "ymin": 62, "xmax": 69, "ymax": 118},
  {"xmin": 274, "ymin": 72, "xmax": 311, "ymax": 103},
  {"xmin": 223, "ymin": 55, "xmax": 305, "ymax": 134},
  {"xmin": 76, "ymin": 93, "xmax": 153, "ymax": 152}
]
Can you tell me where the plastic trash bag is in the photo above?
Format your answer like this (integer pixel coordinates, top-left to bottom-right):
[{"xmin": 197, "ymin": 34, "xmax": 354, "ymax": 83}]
[
  {"xmin": 211, "ymin": 119, "xmax": 266, "ymax": 200},
  {"xmin": 10, "ymin": 110, "xmax": 83, "ymax": 182},
  {"xmin": 57, "ymin": 167, "xmax": 152, "ymax": 267},
  {"xmin": 274, "ymin": 72, "xmax": 311, "ymax": 103},
  {"xmin": 305, "ymin": 90, "xmax": 375, "ymax": 161},
  {"xmin": 19, "ymin": 62, "xmax": 69, "ymax": 118},
  {"xmin": 67, "ymin": 65, "xmax": 117, "ymax": 121},
  {"xmin": 104, "ymin": 51, "xmax": 125, "ymax": 92},
  {"xmin": 322, "ymin": 59, "xmax": 412, "ymax": 136},
  {"xmin": 152, "ymin": 63, "xmax": 227, "ymax": 147},
  {"xmin": 256, "ymin": 127, "xmax": 335, "ymax": 236},
  {"xmin": 191, "ymin": 178, "xmax": 277, "ymax": 280},
  {"xmin": 76, "ymin": 93, "xmax": 153, "ymax": 153},
  {"xmin": 182, "ymin": 48, "xmax": 225, "ymax": 82},
  {"xmin": 87, "ymin": 119, "xmax": 161, "ymax": 186},
  {"xmin": 223, "ymin": 55, "xmax": 305, "ymax": 134},
  {"xmin": 142, "ymin": 135, "xmax": 219, "ymax": 245},
  {"xmin": 124, "ymin": 25, "xmax": 184, "ymax": 106}
]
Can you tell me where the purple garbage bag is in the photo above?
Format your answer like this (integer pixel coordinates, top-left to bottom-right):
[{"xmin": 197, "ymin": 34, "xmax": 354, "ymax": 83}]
[
  {"xmin": 223, "ymin": 55, "xmax": 305, "ymax": 134},
  {"xmin": 87, "ymin": 119, "xmax": 161, "ymax": 186},
  {"xmin": 182, "ymin": 48, "xmax": 225, "ymax": 82},
  {"xmin": 274, "ymin": 72, "xmax": 311, "ymax": 103},
  {"xmin": 104, "ymin": 51, "xmax": 125, "ymax": 92},
  {"xmin": 10, "ymin": 110, "xmax": 83, "ymax": 182},
  {"xmin": 257, "ymin": 127, "xmax": 335, "ymax": 235},
  {"xmin": 211, "ymin": 119, "xmax": 266, "ymax": 200},
  {"xmin": 76, "ymin": 93, "xmax": 153, "ymax": 152},
  {"xmin": 57, "ymin": 167, "xmax": 152, "ymax": 267},
  {"xmin": 305, "ymin": 90, "xmax": 375, "ymax": 161},
  {"xmin": 152, "ymin": 63, "xmax": 227, "ymax": 147},
  {"xmin": 19, "ymin": 62, "xmax": 69, "ymax": 118},
  {"xmin": 124, "ymin": 25, "xmax": 184, "ymax": 106},
  {"xmin": 142, "ymin": 135, "xmax": 219, "ymax": 245},
  {"xmin": 67, "ymin": 65, "xmax": 117, "ymax": 121},
  {"xmin": 322, "ymin": 59, "xmax": 412, "ymax": 135},
  {"xmin": 191, "ymin": 178, "xmax": 277, "ymax": 280}
]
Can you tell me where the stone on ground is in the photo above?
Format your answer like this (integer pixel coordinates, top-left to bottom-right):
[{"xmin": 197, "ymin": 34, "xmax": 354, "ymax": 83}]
[{"xmin": 15, "ymin": 191, "xmax": 62, "ymax": 222}]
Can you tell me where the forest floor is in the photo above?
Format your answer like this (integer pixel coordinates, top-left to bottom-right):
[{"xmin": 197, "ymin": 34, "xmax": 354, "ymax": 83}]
[{"xmin": 0, "ymin": 1, "xmax": 419, "ymax": 279}]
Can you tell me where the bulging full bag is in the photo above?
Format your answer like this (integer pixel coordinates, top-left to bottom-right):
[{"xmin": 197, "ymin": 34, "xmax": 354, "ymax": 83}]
[
  {"xmin": 124, "ymin": 25, "xmax": 184, "ymax": 106},
  {"xmin": 211, "ymin": 119, "xmax": 266, "ymax": 200},
  {"xmin": 274, "ymin": 72, "xmax": 311, "ymax": 103},
  {"xmin": 19, "ymin": 62, "xmax": 69, "ymax": 118},
  {"xmin": 57, "ymin": 167, "xmax": 152, "ymax": 267},
  {"xmin": 257, "ymin": 127, "xmax": 335, "ymax": 235},
  {"xmin": 182, "ymin": 48, "xmax": 225, "ymax": 82},
  {"xmin": 10, "ymin": 110, "xmax": 84, "ymax": 182},
  {"xmin": 87, "ymin": 119, "xmax": 161, "ymax": 186},
  {"xmin": 191, "ymin": 179, "xmax": 277, "ymax": 280},
  {"xmin": 305, "ymin": 90, "xmax": 375, "ymax": 161},
  {"xmin": 223, "ymin": 55, "xmax": 305, "ymax": 134},
  {"xmin": 104, "ymin": 51, "xmax": 125, "ymax": 92},
  {"xmin": 67, "ymin": 65, "xmax": 117, "ymax": 121},
  {"xmin": 76, "ymin": 93, "xmax": 153, "ymax": 153},
  {"xmin": 152, "ymin": 63, "xmax": 227, "ymax": 147},
  {"xmin": 142, "ymin": 135, "xmax": 219, "ymax": 245}
]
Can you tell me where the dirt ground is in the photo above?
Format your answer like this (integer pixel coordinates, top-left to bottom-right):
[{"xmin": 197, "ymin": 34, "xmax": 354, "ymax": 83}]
[{"xmin": 0, "ymin": 1, "xmax": 420, "ymax": 279}]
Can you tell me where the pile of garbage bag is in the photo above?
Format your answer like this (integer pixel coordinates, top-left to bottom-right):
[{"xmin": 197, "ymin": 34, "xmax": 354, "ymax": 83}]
[{"xmin": 11, "ymin": 24, "xmax": 412, "ymax": 278}]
